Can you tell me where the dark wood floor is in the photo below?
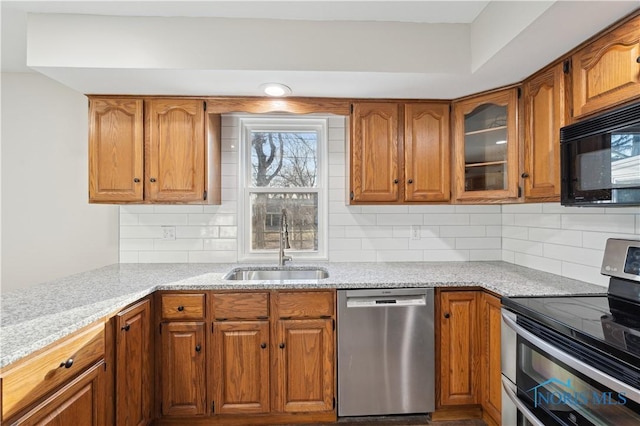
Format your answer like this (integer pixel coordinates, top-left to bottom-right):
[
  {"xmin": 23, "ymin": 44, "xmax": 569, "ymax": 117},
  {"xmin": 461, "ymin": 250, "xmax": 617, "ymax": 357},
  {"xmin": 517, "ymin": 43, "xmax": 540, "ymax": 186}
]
[{"xmin": 282, "ymin": 415, "xmax": 486, "ymax": 426}]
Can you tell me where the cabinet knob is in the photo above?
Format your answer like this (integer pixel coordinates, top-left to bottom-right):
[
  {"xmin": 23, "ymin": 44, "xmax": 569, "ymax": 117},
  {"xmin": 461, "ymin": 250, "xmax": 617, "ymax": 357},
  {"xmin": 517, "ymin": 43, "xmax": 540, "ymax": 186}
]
[
  {"xmin": 121, "ymin": 324, "xmax": 130, "ymax": 332},
  {"xmin": 133, "ymin": 178, "xmax": 140, "ymax": 183},
  {"xmin": 261, "ymin": 343, "xmax": 267, "ymax": 349},
  {"xmin": 393, "ymin": 179, "xmax": 399, "ymax": 184},
  {"xmin": 150, "ymin": 178, "xmax": 157, "ymax": 183},
  {"xmin": 195, "ymin": 344, "xmax": 201, "ymax": 353},
  {"xmin": 444, "ymin": 312, "xmax": 450, "ymax": 319},
  {"xmin": 279, "ymin": 343, "xmax": 285, "ymax": 349},
  {"xmin": 60, "ymin": 358, "xmax": 74, "ymax": 369},
  {"xmin": 521, "ymin": 172, "xmax": 530, "ymax": 178},
  {"xmin": 177, "ymin": 306, "xmax": 184, "ymax": 312},
  {"xmin": 637, "ymin": 56, "xmax": 640, "ymax": 64},
  {"xmin": 407, "ymin": 179, "xmax": 413, "ymax": 184}
]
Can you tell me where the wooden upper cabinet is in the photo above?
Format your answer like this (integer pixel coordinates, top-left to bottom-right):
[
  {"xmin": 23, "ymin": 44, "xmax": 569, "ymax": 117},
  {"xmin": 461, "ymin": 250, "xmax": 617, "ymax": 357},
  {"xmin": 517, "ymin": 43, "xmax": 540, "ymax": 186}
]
[
  {"xmin": 350, "ymin": 102, "xmax": 400, "ymax": 202},
  {"xmin": 572, "ymin": 13, "xmax": 640, "ymax": 118},
  {"xmin": 145, "ymin": 99, "xmax": 206, "ymax": 202},
  {"xmin": 404, "ymin": 103, "xmax": 450, "ymax": 202},
  {"xmin": 89, "ymin": 98, "xmax": 143, "ymax": 202},
  {"xmin": 453, "ymin": 88, "xmax": 519, "ymax": 202},
  {"xmin": 522, "ymin": 63, "xmax": 567, "ymax": 201}
]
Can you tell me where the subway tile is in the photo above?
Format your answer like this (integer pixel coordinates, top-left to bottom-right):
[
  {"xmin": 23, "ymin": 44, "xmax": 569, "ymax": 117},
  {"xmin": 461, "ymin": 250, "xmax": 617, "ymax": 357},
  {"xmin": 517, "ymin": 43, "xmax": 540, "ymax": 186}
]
[
  {"xmin": 423, "ymin": 250, "xmax": 469, "ymax": 261},
  {"xmin": 120, "ymin": 205, "xmax": 154, "ymax": 214},
  {"xmin": 328, "ymin": 152, "xmax": 345, "ymax": 166},
  {"xmin": 221, "ymin": 114, "xmax": 239, "ymax": 127},
  {"xmin": 360, "ymin": 205, "xmax": 409, "ymax": 214},
  {"xmin": 329, "ymin": 250, "xmax": 376, "ymax": 262},
  {"xmin": 561, "ymin": 262, "xmax": 609, "ymax": 287},
  {"xmin": 399, "ymin": 226, "xmax": 439, "ymax": 238},
  {"xmin": 501, "ymin": 214, "xmax": 515, "ymax": 226},
  {"xmin": 221, "ymin": 163, "xmax": 238, "ymax": 176},
  {"xmin": 514, "ymin": 214, "xmax": 561, "ymax": 229},
  {"xmin": 154, "ymin": 239, "xmax": 203, "ymax": 251},
  {"xmin": 328, "ymin": 127, "xmax": 347, "ymax": 142},
  {"xmin": 203, "ymin": 202, "xmax": 238, "ymax": 214},
  {"xmin": 329, "ymin": 213, "xmax": 377, "ymax": 226},
  {"xmin": 362, "ymin": 238, "xmax": 409, "ymax": 250},
  {"xmin": 502, "ymin": 250, "xmax": 515, "ymax": 264},
  {"xmin": 604, "ymin": 206, "xmax": 640, "ymax": 214},
  {"xmin": 345, "ymin": 226, "xmax": 393, "ymax": 239},
  {"xmin": 329, "ymin": 201, "xmax": 356, "ymax": 214},
  {"xmin": 377, "ymin": 214, "xmax": 423, "ymax": 226},
  {"xmin": 203, "ymin": 239, "xmax": 238, "ymax": 251},
  {"xmin": 221, "ymin": 151, "xmax": 239, "ymax": 165},
  {"xmin": 328, "ymin": 138, "xmax": 346, "ymax": 153},
  {"xmin": 513, "ymin": 253, "xmax": 561, "ymax": 275},
  {"xmin": 469, "ymin": 214, "xmax": 502, "ymax": 225},
  {"xmin": 329, "ymin": 164, "xmax": 346, "ymax": 177},
  {"xmin": 176, "ymin": 226, "xmax": 219, "ymax": 239},
  {"xmin": 423, "ymin": 213, "xmax": 469, "ymax": 226},
  {"xmin": 376, "ymin": 250, "xmax": 423, "ymax": 262},
  {"xmin": 328, "ymin": 176, "xmax": 346, "ymax": 190},
  {"xmin": 189, "ymin": 251, "xmax": 238, "ymax": 263},
  {"xmin": 408, "ymin": 205, "xmax": 456, "ymax": 213},
  {"xmin": 582, "ymin": 231, "xmax": 640, "ymax": 250},
  {"xmin": 543, "ymin": 243, "xmax": 603, "ymax": 267},
  {"xmin": 502, "ymin": 226, "xmax": 528, "ymax": 239},
  {"xmin": 440, "ymin": 226, "xmax": 486, "ymax": 238},
  {"xmin": 527, "ymin": 228, "xmax": 582, "ymax": 246},
  {"xmin": 188, "ymin": 214, "xmax": 236, "ymax": 226},
  {"xmin": 120, "ymin": 239, "xmax": 154, "ymax": 251},
  {"xmin": 221, "ymin": 188, "xmax": 238, "ymax": 201},
  {"xmin": 470, "ymin": 250, "xmax": 502, "ymax": 261},
  {"xmin": 119, "ymin": 213, "xmax": 139, "ymax": 226},
  {"xmin": 454, "ymin": 205, "xmax": 501, "ymax": 213},
  {"xmin": 153, "ymin": 205, "xmax": 204, "ymax": 214},
  {"xmin": 408, "ymin": 238, "xmax": 455, "ymax": 250},
  {"xmin": 138, "ymin": 214, "xmax": 188, "ymax": 226},
  {"xmin": 329, "ymin": 226, "xmax": 346, "ymax": 238},
  {"xmin": 541, "ymin": 203, "xmax": 594, "ymax": 214},
  {"xmin": 502, "ymin": 204, "xmax": 543, "ymax": 214},
  {"xmin": 138, "ymin": 251, "xmax": 189, "ymax": 263},
  {"xmin": 119, "ymin": 251, "xmax": 139, "ymax": 263},
  {"xmin": 328, "ymin": 116, "xmax": 346, "ymax": 128},
  {"xmin": 120, "ymin": 226, "xmax": 163, "ymax": 239},
  {"xmin": 455, "ymin": 237, "xmax": 501, "ymax": 250},
  {"xmin": 486, "ymin": 226, "xmax": 502, "ymax": 237},
  {"xmin": 219, "ymin": 226, "xmax": 238, "ymax": 239},
  {"xmin": 562, "ymin": 214, "xmax": 636, "ymax": 233},
  {"xmin": 329, "ymin": 238, "xmax": 362, "ymax": 250},
  {"xmin": 221, "ymin": 138, "xmax": 238, "ymax": 152},
  {"xmin": 220, "ymin": 124, "xmax": 239, "ymax": 139},
  {"xmin": 502, "ymin": 238, "xmax": 543, "ymax": 256},
  {"xmin": 329, "ymin": 188, "xmax": 348, "ymax": 202}
]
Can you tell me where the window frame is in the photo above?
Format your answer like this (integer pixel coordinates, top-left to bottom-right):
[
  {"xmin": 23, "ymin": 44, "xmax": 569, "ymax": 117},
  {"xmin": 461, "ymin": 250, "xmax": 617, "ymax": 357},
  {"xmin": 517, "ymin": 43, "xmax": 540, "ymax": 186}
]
[{"xmin": 237, "ymin": 115, "xmax": 329, "ymax": 262}]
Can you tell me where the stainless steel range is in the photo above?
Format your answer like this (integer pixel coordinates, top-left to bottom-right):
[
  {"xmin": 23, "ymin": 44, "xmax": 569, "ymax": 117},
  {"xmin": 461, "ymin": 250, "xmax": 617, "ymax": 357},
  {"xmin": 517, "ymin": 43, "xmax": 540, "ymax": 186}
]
[{"xmin": 501, "ymin": 238, "xmax": 640, "ymax": 425}]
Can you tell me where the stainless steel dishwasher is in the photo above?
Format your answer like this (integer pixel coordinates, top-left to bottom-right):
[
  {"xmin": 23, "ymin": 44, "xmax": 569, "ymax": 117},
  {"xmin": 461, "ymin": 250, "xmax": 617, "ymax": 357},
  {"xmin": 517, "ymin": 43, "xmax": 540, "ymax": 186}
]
[{"xmin": 337, "ymin": 288, "xmax": 435, "ymax": 416}]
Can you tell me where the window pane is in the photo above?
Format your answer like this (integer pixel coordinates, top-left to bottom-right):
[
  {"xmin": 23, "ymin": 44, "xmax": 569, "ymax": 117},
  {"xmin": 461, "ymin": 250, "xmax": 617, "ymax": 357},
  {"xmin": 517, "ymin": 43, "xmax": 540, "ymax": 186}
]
[
  {"xmin": 250, "ymin": 131, "xmax": 318, "ymax": 188},
  {"xmin": 250, "ymin": 193, "xmax": 318, "ymax": 251}
]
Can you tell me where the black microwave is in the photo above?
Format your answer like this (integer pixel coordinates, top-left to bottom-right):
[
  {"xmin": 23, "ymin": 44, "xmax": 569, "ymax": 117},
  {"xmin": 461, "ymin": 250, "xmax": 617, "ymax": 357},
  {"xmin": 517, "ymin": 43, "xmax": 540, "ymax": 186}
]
[{"xmin": 561, "ymin": 102, "xmax": 640, "ymax": 206}]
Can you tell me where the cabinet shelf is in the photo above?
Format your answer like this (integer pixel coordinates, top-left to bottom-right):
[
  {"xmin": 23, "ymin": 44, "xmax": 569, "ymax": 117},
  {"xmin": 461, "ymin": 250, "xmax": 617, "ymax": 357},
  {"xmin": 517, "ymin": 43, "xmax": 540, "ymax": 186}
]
[
  {"xmin": 464, "ymin": 125, "xmax": 507, "ymax": 136},
  {"xmin": 465, "ymin": 160, "xmax": 507, "ymax": 168}
]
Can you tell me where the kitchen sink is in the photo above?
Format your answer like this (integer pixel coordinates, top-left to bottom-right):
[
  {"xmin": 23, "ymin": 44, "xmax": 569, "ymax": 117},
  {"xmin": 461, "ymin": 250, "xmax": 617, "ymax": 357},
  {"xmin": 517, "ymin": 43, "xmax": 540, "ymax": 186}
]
[{"xmin": 223, "ymin": 267, "xmax": 329, "ymax": 281}]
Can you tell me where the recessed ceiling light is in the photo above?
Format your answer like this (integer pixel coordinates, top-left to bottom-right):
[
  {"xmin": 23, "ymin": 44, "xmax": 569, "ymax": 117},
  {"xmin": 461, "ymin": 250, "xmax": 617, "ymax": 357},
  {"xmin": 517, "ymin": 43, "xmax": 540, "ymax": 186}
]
[{"xmin": 260, "ymin": 83, "xmax": 292, "ymax": 97}]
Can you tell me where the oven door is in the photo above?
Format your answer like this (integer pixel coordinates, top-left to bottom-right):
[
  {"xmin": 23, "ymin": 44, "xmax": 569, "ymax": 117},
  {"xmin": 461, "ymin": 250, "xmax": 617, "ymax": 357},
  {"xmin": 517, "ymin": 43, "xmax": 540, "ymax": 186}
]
[{"xmin": 502, "ymin": 310, "xmax": 640, "ymax": 425}]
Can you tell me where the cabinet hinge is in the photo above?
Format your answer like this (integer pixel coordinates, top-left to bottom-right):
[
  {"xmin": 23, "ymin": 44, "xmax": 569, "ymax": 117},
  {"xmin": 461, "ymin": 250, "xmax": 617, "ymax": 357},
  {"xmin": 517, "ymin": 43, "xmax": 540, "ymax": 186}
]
[
  {"xmin": 517, "ymin": 87, "xmax": 522, "ymax": 98},
  {"xmin": 212, "ymin": 401, "xmax": 215, "ymax": 413},
  {"xmin": 203, "ymin": 190, "xmax": 207, "ymax": 201},
  {"xmin": 333, "ymin": 397, "xmax": 336, "ymax": 409},
  {"xmin": 160, "ymin": 403, "xmax": 162, "ymax": 413},
  {"xmin": 350, "ymin": 191, "xmax": 354, "ymax": 201},
  {"xmin": 159, "ymin": 323, "xmax": 162, "ymax": 334},
  {"xmin": 203, "ymin": 101, "xmax": 207, "ymax": 111},
  {"xmin": 104, "ymin": 362, "xmax": 107, "ymax": 371},
  {"xmin": 518, "ymin": 186, "xmax": 522, "ymax": 198},
  {"xmin": 332, "ymin": 319, "xmax": 336, "ymax": 331},
  {"xmin": 563, "ymin": 59, "xmax": 571, "ymax": 74},
  {"xmin": 350, "ymin": 104, "xmax": 354, "ymax": 114},
  {"xmin": 211, "ymin": 323, "xmax": 214, "ymax": 333}
]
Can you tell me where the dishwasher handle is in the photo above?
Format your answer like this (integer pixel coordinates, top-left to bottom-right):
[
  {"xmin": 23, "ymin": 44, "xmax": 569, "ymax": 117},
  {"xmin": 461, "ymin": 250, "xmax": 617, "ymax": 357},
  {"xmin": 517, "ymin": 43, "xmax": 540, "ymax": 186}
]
[{"xmin": 346, "ymin": 294, "xmax": 427, "ymax": 308}]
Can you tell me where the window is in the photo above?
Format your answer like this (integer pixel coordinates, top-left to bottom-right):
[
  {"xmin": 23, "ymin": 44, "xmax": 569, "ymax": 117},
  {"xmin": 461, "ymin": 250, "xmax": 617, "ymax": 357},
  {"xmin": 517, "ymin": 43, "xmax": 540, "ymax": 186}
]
[{"xmin": 239, "ymin": 116, "xmax": 328, "ymax": 261}]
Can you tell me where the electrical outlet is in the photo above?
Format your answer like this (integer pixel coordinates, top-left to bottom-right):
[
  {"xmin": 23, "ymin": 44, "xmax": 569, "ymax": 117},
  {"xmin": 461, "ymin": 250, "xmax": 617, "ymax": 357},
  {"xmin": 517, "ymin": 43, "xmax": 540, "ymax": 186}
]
[
  {"xmin": 410, "ymin": 225, "xmax": 420, "ymax": 240},
  {"xmin": 162, "ymin": 226, "xmax": 176, "ymax": 241}
]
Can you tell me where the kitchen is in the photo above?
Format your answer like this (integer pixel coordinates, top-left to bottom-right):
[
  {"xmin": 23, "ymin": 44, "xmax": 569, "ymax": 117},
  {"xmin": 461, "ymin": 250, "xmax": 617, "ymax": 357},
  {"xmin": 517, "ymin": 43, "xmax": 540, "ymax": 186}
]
[{"xmin": 2, "ymin": 1, "xmax": 640, "ymax": 425}]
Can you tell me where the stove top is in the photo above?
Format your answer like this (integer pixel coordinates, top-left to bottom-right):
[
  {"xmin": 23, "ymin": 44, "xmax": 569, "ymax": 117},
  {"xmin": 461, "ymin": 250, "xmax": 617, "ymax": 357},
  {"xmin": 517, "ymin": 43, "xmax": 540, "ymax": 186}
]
[{"xmin": 502, "ymin": 294, "xmax": 640, "ymax": 370}]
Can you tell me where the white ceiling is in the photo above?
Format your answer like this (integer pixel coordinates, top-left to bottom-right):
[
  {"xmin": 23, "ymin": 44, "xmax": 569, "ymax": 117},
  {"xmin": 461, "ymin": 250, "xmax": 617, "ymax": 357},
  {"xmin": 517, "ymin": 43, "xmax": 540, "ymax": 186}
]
[{"xmin": 2, "ymin": 1, "xmax": 639, "ymax": 99}]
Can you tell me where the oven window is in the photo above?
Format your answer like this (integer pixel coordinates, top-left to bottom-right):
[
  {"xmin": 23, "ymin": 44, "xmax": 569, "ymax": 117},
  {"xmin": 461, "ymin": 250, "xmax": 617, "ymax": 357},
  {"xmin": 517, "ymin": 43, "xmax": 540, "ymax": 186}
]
[{"xmin": 518, "ymin": 341, "xmax": 640, "ymax": 425}]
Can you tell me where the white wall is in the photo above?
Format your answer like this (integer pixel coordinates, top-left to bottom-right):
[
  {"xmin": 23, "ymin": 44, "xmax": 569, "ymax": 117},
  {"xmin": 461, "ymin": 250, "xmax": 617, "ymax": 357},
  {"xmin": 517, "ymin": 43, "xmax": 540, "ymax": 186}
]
[{"xmin": 1, "ymin": 72, "xmax": 119, "ymax": 291}]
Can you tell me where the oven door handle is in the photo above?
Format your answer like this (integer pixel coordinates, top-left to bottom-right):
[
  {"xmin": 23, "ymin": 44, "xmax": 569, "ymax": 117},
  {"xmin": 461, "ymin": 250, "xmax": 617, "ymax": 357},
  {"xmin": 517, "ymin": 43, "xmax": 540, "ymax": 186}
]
[
  {"xmin": 502, "ymin": 310, "xmax": 640, "ymax": 405},
  {"xmin": 502, "ymin": 376, "xmax": 546, "ymax": 426}
]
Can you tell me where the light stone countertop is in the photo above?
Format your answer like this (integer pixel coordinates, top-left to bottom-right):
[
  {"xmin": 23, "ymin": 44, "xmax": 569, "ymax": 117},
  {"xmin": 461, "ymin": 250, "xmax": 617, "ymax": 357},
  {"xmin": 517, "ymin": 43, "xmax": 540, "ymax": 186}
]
[{"xmin": 0, "ymin": 261, "xmax": 606, "ymax": 369}]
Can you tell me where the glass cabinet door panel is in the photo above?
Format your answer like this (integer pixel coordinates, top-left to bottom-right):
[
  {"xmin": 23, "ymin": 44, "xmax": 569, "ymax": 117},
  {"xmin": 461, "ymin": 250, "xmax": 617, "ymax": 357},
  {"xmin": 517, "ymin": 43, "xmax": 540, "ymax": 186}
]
[{"xmin": 465, "ymin": 164, "xmax": 507, "ymax": 192}]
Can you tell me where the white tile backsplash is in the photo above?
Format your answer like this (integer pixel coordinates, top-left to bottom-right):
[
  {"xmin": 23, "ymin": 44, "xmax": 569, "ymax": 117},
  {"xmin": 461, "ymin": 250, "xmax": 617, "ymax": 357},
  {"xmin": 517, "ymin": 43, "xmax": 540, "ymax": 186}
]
[{"xmin": 119, "ymin": 114, "xmax": 640, "ymax": 288}]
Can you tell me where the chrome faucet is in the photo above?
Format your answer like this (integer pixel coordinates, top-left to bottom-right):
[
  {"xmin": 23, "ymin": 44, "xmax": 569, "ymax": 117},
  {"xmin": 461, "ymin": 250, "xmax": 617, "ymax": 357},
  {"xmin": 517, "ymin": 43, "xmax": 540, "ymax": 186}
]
[{"xmin": 278, "ymin": 209, "xmax": 292, "ymax": 267}]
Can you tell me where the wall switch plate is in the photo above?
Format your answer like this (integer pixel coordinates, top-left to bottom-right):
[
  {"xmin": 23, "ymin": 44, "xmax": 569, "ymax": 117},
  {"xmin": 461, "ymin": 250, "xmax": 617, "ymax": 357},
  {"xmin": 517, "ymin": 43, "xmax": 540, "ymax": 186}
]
[
  {"xmin": 410, "ymin": 225, "xmax": 420, "ymax": 240},
  {"xmin": 162, "ymin": 226, "xmax": 176, "ymax": 241}
]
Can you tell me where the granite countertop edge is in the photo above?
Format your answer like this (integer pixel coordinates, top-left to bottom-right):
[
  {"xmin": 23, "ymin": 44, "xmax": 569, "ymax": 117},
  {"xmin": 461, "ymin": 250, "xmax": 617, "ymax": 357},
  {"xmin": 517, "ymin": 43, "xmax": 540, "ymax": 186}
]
[{"xmin": 0, "ymin": 261, "xmax": 607, "ymax": 369}]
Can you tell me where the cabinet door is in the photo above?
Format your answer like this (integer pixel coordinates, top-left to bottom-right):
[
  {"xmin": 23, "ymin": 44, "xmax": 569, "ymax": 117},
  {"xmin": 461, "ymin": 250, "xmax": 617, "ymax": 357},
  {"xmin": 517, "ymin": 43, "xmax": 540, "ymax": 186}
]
[
  {"xmin": 160, "ymin": 321, "xmax": 206, "ymax": 416},
  {"xmin": 572, "ymin": 14, "xmax": 640, "ymax": 118},
  {"xmin": 439, "ymin": 291, "xmax": 480, "ymax": 406},
  {"xmin": 522, "ymin": 63, "xmax": 566, "ymax": 201},
  {"xmin": 274, "ymin": 319, "xmax": 334, "ymax": 413},
  {"xmin": 11, "ymin": 361, "xmax": 106, "ymax": 426},
  {"xmin": 116, "ymin": 299, "xmax": 152, "ymax": 426},
  {"xmin": 212, "ymin": 321, "xmax": 270, "ymax": 414},
  {"xmin": 453, "ymin": 89, "xmax": 519, "ymax": 201},
  {"xmin": 145, "ymin": 99, "xmax": 205, "ymax": 202},
  {"xmin": 89, "ymin": 98, "xmax": 143, "ymax": 202},
  {"xmin": 350, "ymin": 102, "xmax": 399, "ymax": 202},
  {"xmin": 480, "ymin": 292, "xmax": 502, "ymax": 426},
  {"xmin": 404, "ymin": 103, "xmax": 450, "ymax": 202}
]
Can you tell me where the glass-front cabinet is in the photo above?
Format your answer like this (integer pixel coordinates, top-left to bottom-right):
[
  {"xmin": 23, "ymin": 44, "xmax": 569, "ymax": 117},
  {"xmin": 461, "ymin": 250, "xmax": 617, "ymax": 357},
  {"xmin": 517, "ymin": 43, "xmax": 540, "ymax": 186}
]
[{"xmin": 453, "ymin": 88, "xmax": 519, "ymax": 201}]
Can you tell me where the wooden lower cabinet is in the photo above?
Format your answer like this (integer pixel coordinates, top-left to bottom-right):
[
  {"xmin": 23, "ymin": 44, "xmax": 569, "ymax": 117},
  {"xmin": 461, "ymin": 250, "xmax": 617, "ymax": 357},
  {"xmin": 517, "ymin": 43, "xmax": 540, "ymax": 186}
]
[
  {"xmin": 160, "ymin": 321, "xmax": 207, "ymax": 416},
  {"xmin": 274, "ymin": 319, "xmax": 334, "ymax": 413},
  {"xmin": 435, "ymin": 289, "xmax": 501, "ymax": 424},
  {"xmin": 213, "ymin": 320, "xmax": 270, "ymax": 414}
]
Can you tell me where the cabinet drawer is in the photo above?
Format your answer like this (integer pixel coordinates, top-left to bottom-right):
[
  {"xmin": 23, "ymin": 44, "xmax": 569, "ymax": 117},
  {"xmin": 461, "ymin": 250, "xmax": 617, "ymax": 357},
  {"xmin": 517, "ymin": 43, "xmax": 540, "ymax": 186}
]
[
  {"xmin": 1, "ymin": 321, "xmax": 105, "ymax": 420},
  {"xmin": 276, "ymin": 291, "xmax": 334, "ymax": 318},
  {"xmin": 213, "ymin": 292, "xmax": 269, "ymax": 319},
  {"xmin": 160, "ymin": 293, "xmax": 206, "ymax": 320}
]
